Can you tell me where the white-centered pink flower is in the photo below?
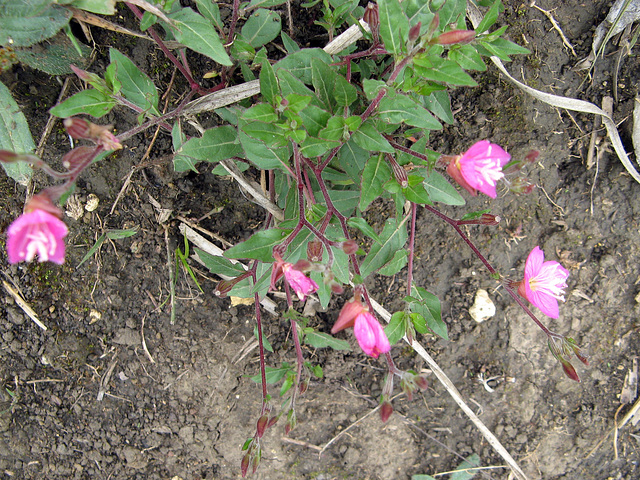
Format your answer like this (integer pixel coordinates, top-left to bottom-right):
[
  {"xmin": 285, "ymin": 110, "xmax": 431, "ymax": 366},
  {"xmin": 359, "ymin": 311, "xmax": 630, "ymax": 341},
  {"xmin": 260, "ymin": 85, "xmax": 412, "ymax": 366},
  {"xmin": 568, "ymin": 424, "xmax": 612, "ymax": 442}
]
[
  {"xmin": 518, "ymin": 246, "xmax": 569, "ymax": 319},
  {"xmin": 447, "ymin": 140, "xmax": 511, "ymax": 198},
  {"xmin": 282, "ymin": 263, "xmax": 318, "ymax": 301},
  {"xmin": 6, "ymin": 209, "xmax": 68, "ymax": 264}
]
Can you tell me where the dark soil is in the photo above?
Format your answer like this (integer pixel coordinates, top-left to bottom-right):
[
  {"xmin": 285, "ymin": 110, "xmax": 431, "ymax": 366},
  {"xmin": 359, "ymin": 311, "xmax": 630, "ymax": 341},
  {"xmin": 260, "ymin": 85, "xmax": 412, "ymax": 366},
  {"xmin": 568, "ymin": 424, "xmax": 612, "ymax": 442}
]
[{"xmin": 1, "ymin": 1, "xmax": 640, "ymax": 479}]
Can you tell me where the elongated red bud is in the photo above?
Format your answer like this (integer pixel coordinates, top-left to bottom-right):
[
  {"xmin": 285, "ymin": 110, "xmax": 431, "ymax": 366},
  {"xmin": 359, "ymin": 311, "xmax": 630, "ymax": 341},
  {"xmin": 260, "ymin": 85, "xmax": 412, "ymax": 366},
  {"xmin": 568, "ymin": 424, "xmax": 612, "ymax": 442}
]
[
  {"xmin": 380, "ymin": 401, "xmax": 393, "ymax": 423},
  {"xmin": 299, "ymin": 379, "xmax": 309, "ymax": 395},
  {"xmin": 561, "ymin": 360, "xmax": 580, "ymax": 382},
  {"xmin": 415, "ymin": 376, "xmax": 428, "ymax": 390},
  {"xmin": 240, "ymin": 452, "xmax": 250, "ymax": 477},
  {"xmin": 0, "ymin": 150, "xmax": 19, "ymax": 163},
  {"xmin": 267, "ymin": 416, "xmax": 278, "ymax": 428},
  {"xmin": 386, "ymin": 154, "xmax": 408, "ymax": 188},
  {"xmin": 330, "ymin": 281, "xmax": 344, "ymax": 295},
  {"xmin": 363, "ymin": 3, "xmax": 379, "ymax": 41},
  {"xmin": 457, "ymin": 214, "xmax": 500, "ymax": 226},
  {"xmin": 256, "ymin": 415, "xmax": 268, "ymax": 438},
  {"xmin": 64, "ymin": 117, "xmax": 91, "ymax": 139},
  {"xmin": 292, "ymin": 259, "xmax": 312, "ymax": 272},
  {"xmin": 435, "ymin": 29, "xmax": 476, "ymax": 45},
  {"xmin": 409, "ymin": 22, "xmax": 422, "ymax": 42}
]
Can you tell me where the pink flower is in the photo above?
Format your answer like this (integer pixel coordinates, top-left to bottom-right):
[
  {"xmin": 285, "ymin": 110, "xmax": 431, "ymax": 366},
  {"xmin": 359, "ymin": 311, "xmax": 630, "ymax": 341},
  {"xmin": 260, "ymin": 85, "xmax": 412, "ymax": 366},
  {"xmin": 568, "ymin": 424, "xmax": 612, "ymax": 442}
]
[
  {"xmin": 6, "ymin": 209, "xmax": 68, "ymax": 264},
  {"xmin": 518, "ymin": 246, "xmax": 569, "ymax": 319},
  {"xmin": 332, "ymin": 298, "xmax": 390, "ymax": 359},
  {"xmin": 447, "ymin": 140, "xmax": 511, "ymax": 198},
  {"xmin": 283, "ymin": 264, "xmax": 318, "ymax": 301}
]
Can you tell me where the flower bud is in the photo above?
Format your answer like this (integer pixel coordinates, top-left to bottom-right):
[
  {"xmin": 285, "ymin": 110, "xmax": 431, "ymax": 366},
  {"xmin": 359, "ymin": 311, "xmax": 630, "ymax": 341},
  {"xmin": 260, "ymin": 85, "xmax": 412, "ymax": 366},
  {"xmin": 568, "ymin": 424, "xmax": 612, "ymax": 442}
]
[
  {"xmin": 415, "ymin": 375, "xmax": 428, "ymax": 390},
  {"xmin": 435, "ymin": 29, "xmax": 476, "ymax": 45},
  {"xmin": 307, "ymin": 240, "xmax": 323, "ymax": 262},
  {"xmin": 240, "ymin": 452, "xmax": 250, "ymax": 477},
  {"xmin": 386, "ymin": 154, "xmax": 408, "ymax": 188},
  {"xmin": 267, "ymin": 416, "xmax": 279, "ymax": 428},
  {"xmin": 457, "ymin": 213, "xmax": 501, "ymax": 226},
  {"xmin": 299, "ymin": 378, "xmax": 309, "ymax": 395},
  {"xmin": 340, "ymin": 240, "xmax": 358, "ymax": 255},
  {"xmin": 330, "ymin": 281, "xmax": 344, "ymax": 295},
  {"xmin": 292, "ymin": 259, "xmax": 312, "ymax": 272},
  {"xmin": 64, "ymin": 117, "xmax": 92, "ymax": 140},
  {"xmin": 380, "ymin": 401, "xmax": 393, "ymax": 423},
  {"xmin": 214, "ymin": 279, "xmax": 235, "ymax": 297},
  {"xmin": 70, "ymin": 64, "xmax": 101, "ymax": 84},
  {"xmin": 561, "ymin": 359, "xmax": 580, "ymax": 382},
  {"xmin": 24, "ymin": 192, "xmax": 63, "ymax": 219},
  {"xmin": 409, "ymin": 22, "xmax": 422, "ymax": 43},
  {"xmin": 61, "ymin": 146, "xmax": 95, "ymax": 171},
  {"xmin": 256, "ymin": 415, "xmax": 268, "ymax": 438},
  {"xmin": 363, "ymin": 3, "xmax": 379, "ymax": 41}
]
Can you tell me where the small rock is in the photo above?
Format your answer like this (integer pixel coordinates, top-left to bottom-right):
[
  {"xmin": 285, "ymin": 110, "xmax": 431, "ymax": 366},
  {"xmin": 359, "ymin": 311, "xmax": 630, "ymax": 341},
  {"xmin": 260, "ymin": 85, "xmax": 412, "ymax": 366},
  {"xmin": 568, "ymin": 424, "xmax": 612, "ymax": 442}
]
[
  {"xmin": 112, "ymin": 329, "xmax": 141, "ymax": 346},
  {"xmin": 469, "ymin": 289, "xmax": 496, "ymax": 323}
]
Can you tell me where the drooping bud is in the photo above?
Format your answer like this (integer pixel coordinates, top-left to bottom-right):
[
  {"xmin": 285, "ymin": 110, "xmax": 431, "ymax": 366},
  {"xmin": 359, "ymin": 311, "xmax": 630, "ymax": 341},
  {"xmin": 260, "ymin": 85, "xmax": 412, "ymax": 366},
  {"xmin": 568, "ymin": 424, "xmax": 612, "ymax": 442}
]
[
  {"xmin": 299, "ymin": 378, "xmax": 309, "ymax": 395},
  {"xmin": 63, "ymin": 117, "xmax": 122, "ymax": 151},
  {"xmin": 64, "ymin": 117, "xmax": 92, "ymax": 140},
  {"xmin": 70, "ymin": 64, "xmax": 101, "ymax": 84},
  {"xmin": 256, "ymin": 415, "xmax": 268, "ymax": 438},
  {"xmin": 380, "ymin": 401, "xmax": 393, "ymax": 423},
  {"xmin": 457, "ymin": 213, "xmax": 501, "ymax": 226},
  {"xmin": 386, "ymin": 154, "xmax": 408, "ymax": 188},
  {"xmin": 240, "ymin": 452, "xmax": 250, "ymax": 477},
  {"xmin": 363, "ymin": 3, "xmax": 380, "ymax": 42},
  {"xmin": 561, "ymin": 359, "xmax": 580, "ymax": 382},
  {"xmin": 426, "ymin": 12, "xmax": 440, "ymax": 39},
  {"xmin": 24, "ymin": 192, "xmax": 64, "ymax": 219},
  {"xmin": 215, "ymin": 272, "xmax": 252, "ymax": 297},
  {"xmin": 307, "ymin": 240, "xmax": 323, "ymax": 262},
  {"xmin": 61, "ymin": 146, "xmax": 95, "ymax": 171},
  {"xmin": 509, "ymin": 177, "xmax": 535, "ymax": 195},
  {"xmin": 435, "ymin": 29, "xmax": 476, "ymax": 45},
  {"xmin": 415, "ymin": 375, "xmax": 428, "ymax": 391},
  {"xmin": 292, "ymin": 259, "xmax": 312, "ymax": 272},
  {"xmin": 330, "ymin": 281, "xmax": 344, "ymax": 295},
  {"xmin": 340, "ymin": 240, "xmax": 358, "ymax": 255},
  {"xmin": 267, "ymin": 416, "xmax": 278, "ymax": 428}
]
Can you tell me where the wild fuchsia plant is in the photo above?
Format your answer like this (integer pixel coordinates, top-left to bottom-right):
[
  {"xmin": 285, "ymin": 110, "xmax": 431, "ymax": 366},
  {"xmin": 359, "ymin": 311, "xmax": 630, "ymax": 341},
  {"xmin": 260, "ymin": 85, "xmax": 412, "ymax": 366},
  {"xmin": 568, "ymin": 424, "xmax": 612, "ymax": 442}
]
[{"xmin": 0, "ymin": 0, "xmax": 589, "ymax": 475}]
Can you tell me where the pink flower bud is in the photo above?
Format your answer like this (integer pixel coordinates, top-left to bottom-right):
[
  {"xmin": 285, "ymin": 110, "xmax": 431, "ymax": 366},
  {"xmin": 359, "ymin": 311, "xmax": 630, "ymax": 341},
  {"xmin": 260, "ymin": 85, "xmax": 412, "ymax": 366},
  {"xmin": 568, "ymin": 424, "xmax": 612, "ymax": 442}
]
[
  {"xmin": 409, "ymin": 22, "xmax": 422, "ymax": 42},
  {"xmin": 61, "ymin": 146, "xmax": 95, "ymax": 171},
  {"xmin": 330, "ymin": 281, "xmax": 344, "ymax": 295},
  {"xmin": 561, "ymin": 359, "xmax": 580, "ymax": 382},
  {"xmin": 380, "ymin": 401, "xmax": 393, "ymax": 423},
  {"xmin": 307, "ymin": 240, "xmax": 323, "ymax": 262},
  {"xmin": 299, "ymin": 379, "xmax": 309, "ymax": 395},
  {"xmin": 214, "ymin": 279, "xmax": 235, "ymax": 297},
  {"xmin": 435, "ymin": 29, "xmax": 476, "ymax": 45},
  {"xmin": 64, "ymin": 117, "xmax": 91, "ymax": 140},
  {"xmin": 63, "ymin": 117, "xmax": 122, "ymax": 151},
  {"xmin": 256, "ymin": 415, "xmax": 268, "ymax": 438},
  {"xmin": 70, "ymin": 64, "xmax": 100, "ymax": 83},
  {"xmin": 240, "ymin": 452, "xmax": 250, "ymax": 477},
  {"xmin": 292, "ymin": 259, "xmax": 312, "ymax": 272},
  {"xmin": 267, "ymin": 416, "xmax": 278, "ymax": 428},
  {"xmin": 341, "ymin": 240, "xmax": 358, "ymax": 255}
]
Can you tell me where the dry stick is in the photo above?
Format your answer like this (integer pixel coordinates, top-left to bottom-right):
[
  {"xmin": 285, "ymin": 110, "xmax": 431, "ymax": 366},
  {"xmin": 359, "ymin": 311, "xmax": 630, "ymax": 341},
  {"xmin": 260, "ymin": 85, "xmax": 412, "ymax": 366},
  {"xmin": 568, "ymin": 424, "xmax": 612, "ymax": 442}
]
[
  {"xmin": 368, "ymin": 297, "xmax": 529, "ymax": 480},
  {"xmin": 588, "ymin": 394, "xmax": 640, "ymax": 457},
  {"xmin": 163, "ymin": 225, "xmax": 176, "ymax": 325},
  {"xmin": 530, "ymin": 2, "xmax": 577, "ymax": 56},
  {"xmin": 140, "ymin": 314, "xmax": 155, "ymax": 363},
  {"xmin": 2, "ymin": 280, "xmax": 47, "ymax": 331}
]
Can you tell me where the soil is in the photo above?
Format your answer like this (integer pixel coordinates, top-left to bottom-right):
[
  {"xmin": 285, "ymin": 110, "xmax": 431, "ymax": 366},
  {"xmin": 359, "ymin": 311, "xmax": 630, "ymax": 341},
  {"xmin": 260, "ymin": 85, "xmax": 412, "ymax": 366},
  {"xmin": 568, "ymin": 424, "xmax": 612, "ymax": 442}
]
[{"xmin": 1, "ymin": 1, "xmax": 640, "ymax": 479}]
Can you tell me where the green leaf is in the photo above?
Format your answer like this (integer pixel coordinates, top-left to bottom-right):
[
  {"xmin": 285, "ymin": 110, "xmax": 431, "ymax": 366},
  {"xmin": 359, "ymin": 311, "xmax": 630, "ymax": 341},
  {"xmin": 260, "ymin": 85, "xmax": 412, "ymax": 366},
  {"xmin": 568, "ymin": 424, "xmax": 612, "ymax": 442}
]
[
  {"xmin": 0, "ymin": 80, "xmax": 33, "ymax": 184},
  {"xmin": 378, "ymin": 249, "xmax": 408, "ymax": 276},
  {"xmin": 449, "ymin": 44, "xmax": 487, "ymax": 72},
  {"xmin": 411, "ymin": 475, "xmax": 436, "ymax": 480},
  {"xmin": 333, "ymin": 75, "xmax": 357, "ymax": 107},
  {"xmin": 338, "ymin": 138, "xmax": 369, "ymax": 185},
  {"xmin": 195, "ymin": 248, "xmax": 246, "ymax": 277},
  {"xmin": 423, "ymin": 171, "xmax": 465, "ymax": 206},
  {"xmin": 315, "ymin": 189, "xmax": 360, "ymax": 217},
  {"xmin": 248, "ymin": 0, "xmax": 288, "ymax": 7},
  {"xmin": 14, "ymin": 32, "xmax": 91, "ymax": 75},
  {"xmin": 0, "ymin": 1, "xmax": 72, "ymax": 47},
  {"xmin": 274, "ymin": 48, "xmax": 334, "ymax": 85},
  {"xmin": 451, "ymin": 454, "xmax": 481, "ymax": 480},
  {"xmin": 403, "ymin": 175, "xmax": 433, "ymax": 205},
  {"xmin": 109, "ymin": 49, "xmax": 159, "ymax": 115},
  {"xmin": 481, "ymin": 37, "xmax": 530, "ymax": 60},
  {"xmin": 423, "ymin": 90, "xmax": 454, "ymax": 124},
  {"xmin": 243, "ymin": 103, "xmax": 279, "ymax": 123},
  {"xmin": 411, "ymin": 287, "xmax": 447, "ymax": 340},
  {"xmin": 347, "ymin": 217, "xmax": 381, "ymax": 243},
  {"xmin": 76, "ymin": 233, "xmax": 107, "ymax": 268},
  {"xmin": 241, "ymin": 120, "xmax": 288, "ymax": 146},
  {"xmin": 475, "ymin": 0, "xmax": 501, "ymax": 34},
  {"xmin": 168, "ymin": 8, "xmax": 232, "ymax": 66},
  {"xmin": 224, "ymin": 228, "xmax": 289, "ymax": 262},
  {"xmin": 250, "ymin": 363, "xmax": 292, "ymax": 384},
  {"xmin": 352, "ymin": 121, "xmax": 394, "ymax": 153},
  {"xmin": 241, "ymin": 8, "xmax": 281, "ymax": 48},
  {"xmin": 174, "ymin": 126, "xmax": 242, "ymax": 172},
  {"xmin": 359, "ymin": 155, "xmax": 391, "ymax": 211},
  {"xmin": 413, "ymin": 57, "xmax": 477, "ymax": 87},
  {"xmin": 50, "ymin": 89, "xmax": 116, "ymax": 118},
  {"xmin": 385, "ymin": 311, "xmax": 407, "ymax": 345},
  {"xmin": 106, "ymin": 228, "xmax": 138, "ymax": 240},
  {"xmin": 311, "ymin": 57, "xmax": 335, "ymax": 111},
  {"xmin": 69, "ymin": 0, "xmax": 116, "ymax": 15},
  {"xmin": 299, "ymin": 137, "xmax": 339, "ymax": 158},
  {"xmin": 239, "ymin": 127, "xmax": 291, "ymax": 171},
  {"xmin": 196, "ymin": 0, "xmax": 223, "ymax": 31},
  {"xmin": 304, "ymin": 332, "xmax": 352, "ymax": 350},
  {"xmin": 360, "ymin": 216, "xmax": 409, "ymax": 277},
  {"xmin": 410, "ymin": 312, "xmax": 428, "ymax": 334},
  {"xmin": 378, "ymin": 94, "xmax": 442, "ymax": 130},
  {"xmin": 298, "ymin": 105, "xmax": 331, "ymax": 137},
  {"xmin": 435, "ymin": 0, "xmax": 467, "ymax": 29},
  {"xmin": 259, "ymin": 60, "xmax": 279, "ymax": 105},
  {"xmin": 378, "ymin": 0, "xmax": 409, "ymax": 55}
]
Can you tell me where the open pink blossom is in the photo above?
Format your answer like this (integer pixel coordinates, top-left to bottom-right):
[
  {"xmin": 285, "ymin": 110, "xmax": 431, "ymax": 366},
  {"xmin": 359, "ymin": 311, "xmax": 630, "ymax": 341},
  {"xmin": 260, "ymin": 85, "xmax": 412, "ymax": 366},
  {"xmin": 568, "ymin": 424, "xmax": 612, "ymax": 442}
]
[
  {"xmin": 6, "ymin": 209, "xmax": 68, "ymax": 264},
  {"xmin": 518, "ymin": 246, "xmax": 569, "ymax": 318},
  {"xmin": 282, "ymin": 263, "xmax": 318, "ymax": 301},
  {"xmin": 332, "ymin": 298, "xmax": 390, "ymax": 359},
  {"xmin": 447, "ymin": 140, "xmax": 511, "ymax": 198}
]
